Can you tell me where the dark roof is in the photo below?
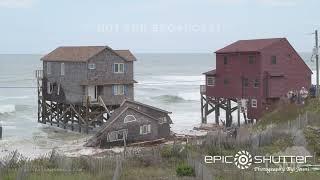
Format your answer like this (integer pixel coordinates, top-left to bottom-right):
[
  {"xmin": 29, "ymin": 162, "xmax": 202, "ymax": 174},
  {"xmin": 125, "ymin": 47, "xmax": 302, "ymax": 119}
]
[
  {"xmin": 203, "ymin": 69, "xmax": 216, "ymax": 76},
  {"xmin": 120, "ymin": 99, "xmax": 172, "ymax": 114},
  {"xmin": 216, "ymin": 38, "xmax": 285, "ymax": 53},
  {"xmin": 41, "ymin": 46, "xmax": 136, "ymax": 62},
  {"xmin": 80, "ymin": 79, "xmax": 138, "ymax": 86}
]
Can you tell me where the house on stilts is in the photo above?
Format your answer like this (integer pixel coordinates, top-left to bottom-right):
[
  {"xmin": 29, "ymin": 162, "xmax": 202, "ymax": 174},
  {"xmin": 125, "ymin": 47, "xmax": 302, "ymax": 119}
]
[
  {"xmin": 35, "ymin": 46, "xmax": 137, "ymax": 133},
  {"xmin": 201, "ymin": 38, "xmax": 312, "ymax": 127}
]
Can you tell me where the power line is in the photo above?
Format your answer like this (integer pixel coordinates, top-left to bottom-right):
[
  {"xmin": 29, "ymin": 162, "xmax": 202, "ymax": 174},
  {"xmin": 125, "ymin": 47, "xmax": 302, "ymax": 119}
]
[{"xmin": 0, "ymin": 86, "xmax": 37, "ymax": 89}]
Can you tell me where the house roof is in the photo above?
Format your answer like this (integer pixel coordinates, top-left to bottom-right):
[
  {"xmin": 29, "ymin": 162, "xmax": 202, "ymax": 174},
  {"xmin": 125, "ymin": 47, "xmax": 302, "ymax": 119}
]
[
  {"xmin": 215, "ymin": 38, "xmax": 285, "ymax": 53},
  {"xmin": 41, "ymin": 46, "xmax": 136, "ymax": 62},
  {"xmin": 120, "ymin": 99, "xmax": 172, "ymax": 114},
  {"xmin": 114, "ymin": 50, "xmax": 137, "ymax": 61},
  {"xmin": 203, "ymin": 69, "xmax": 216, "ymax": 76},
  {"xmin": 85, "ymin": 104, "xmax": 170, "ymax": 147}
]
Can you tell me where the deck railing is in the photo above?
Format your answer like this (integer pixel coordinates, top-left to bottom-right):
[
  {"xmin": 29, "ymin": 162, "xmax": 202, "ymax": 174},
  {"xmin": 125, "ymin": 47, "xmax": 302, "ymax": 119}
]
[
  {"xmin": 200, "ymin": 85, "xmax": 206, "ymax": 94},
  {"xmin": 35, "ymin": 70, "xmax": 43, "ymax": 79}
]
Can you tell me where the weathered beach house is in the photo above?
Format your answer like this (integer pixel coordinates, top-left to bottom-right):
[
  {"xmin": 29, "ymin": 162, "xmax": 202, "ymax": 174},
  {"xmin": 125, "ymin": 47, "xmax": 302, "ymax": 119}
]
[
  {"xmin": 85, "ymin": 99, "xmax": 172, "ymax": 147},
  {"xmin": 201, "ymin": 38, "xmax": 312, "ymax": 127},
  {"xmin": 36, "ymin": 45, "xmax": 172, "ymax": 145},
  {"xmin": 36, "ymin": 46, "xmax": 137, "ymax": 132}
]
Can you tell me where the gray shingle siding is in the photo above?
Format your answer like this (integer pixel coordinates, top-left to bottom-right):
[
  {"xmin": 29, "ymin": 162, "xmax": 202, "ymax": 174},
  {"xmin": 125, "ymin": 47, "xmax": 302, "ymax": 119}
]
[{"xmin": 42, "ymin": 48, "xmax": 135, "ymax": 105}]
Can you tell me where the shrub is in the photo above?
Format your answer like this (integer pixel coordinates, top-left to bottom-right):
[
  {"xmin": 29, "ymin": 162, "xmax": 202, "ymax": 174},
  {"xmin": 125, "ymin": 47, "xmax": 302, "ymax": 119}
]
[
  {"xmin": 176, "ymin": 164, "xmax": 195, "ymax": 177},
  {"xmin": 160, "ymin": 145, "xmax": 187, "ymax": 160}
]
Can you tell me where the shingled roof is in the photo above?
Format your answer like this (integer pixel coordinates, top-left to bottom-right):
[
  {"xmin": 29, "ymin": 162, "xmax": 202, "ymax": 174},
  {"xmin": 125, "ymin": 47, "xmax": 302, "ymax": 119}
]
[
  {"xmin": 216, "ymin": 38, "xmax": 285, "ymax": 53},
  {"xmin": 203, "ymin": 69, "xmax": 216, "ymax": 76},
  {"xmin": 41, "ymin": 46, "xmax": 136, "ymax": 62}
]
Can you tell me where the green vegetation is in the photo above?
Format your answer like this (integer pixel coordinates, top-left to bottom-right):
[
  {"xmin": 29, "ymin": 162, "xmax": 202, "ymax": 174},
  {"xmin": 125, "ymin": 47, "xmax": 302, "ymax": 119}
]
[
  {"xmin": 258, "ymin": 134, "xmax": 294, "ymax": 154},
  {"xmin": 255, "ymin": 99, "xmax": 320, "ymax": 130},
  {"xmin": 176, "ymin": 164, "xmax": 195, "ymax": 177},
  {"xmin": 304, "ymin": 127, "xmax": 320, "ymax": 159}
]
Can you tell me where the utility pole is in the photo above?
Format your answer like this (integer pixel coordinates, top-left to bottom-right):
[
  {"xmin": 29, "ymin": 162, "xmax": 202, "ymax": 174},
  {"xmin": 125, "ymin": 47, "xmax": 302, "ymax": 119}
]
[{"xmin": 316, "ymin": 30, "xmax": 319, "ymax": 96}]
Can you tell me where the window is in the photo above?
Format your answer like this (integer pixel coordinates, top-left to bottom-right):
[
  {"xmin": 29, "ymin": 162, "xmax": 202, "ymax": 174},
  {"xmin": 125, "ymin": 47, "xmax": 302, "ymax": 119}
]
[
  {"xmin": 124, "ymin": 115, "xmax": 136, "ymax": 123},
  {"xmin": 61, "ymin": 63, "xmax": 65, "ymax": 76},
  {"xmin": 251, "ymin": 99, "xmax": 257, "ymax": 108},
  {"xmin": 224, "ymin": 79, "xmax": 229, "ymax": 85},
  {"xmin": 47, "ymin": 82, "xmax": 53, "ymax": 94},
  {"xmin": 159, "ymin": 117, "xmax": 167, "ymax": 124},
  {"xmin": 47, "ymin": 62, "xmax": 52, "ymax": 75},
  {"xmin": 88, "ymin": 63, "xmax": 96, "ymax": 70},
  {"xmin": 243, "ymin": 78, "xmax": 249, "ymax": 87},
  {"xmin": 223, "ymin": 56, "xmax": 228, "ymax": 65},
  {"xmin": 108, "ymin": 129, "xmax": 127, "ymax": 142},
  {"xmin": 140, "ymin": 124, "xmax": 151, "ymax": 135},
  {"xmin": 57, "ymin": 84, "xmax": 60, "ymax": 95},
  {"xmin": 114, "ymin": 63, "xmax": 124, "ymax": 73},
  {"xmin": 254, "ymin": 79, "xmax": 260, "ymax": 88},
  {"xmin": 207, "ymin": 77, "xmax": 215, "ymax": 86},
  {"xmin": 271, "ymin": 56, "xmax": 277, "ymax": 64},
  {"xmin": 113, "ymin": 85, "xmax": 125, "ymax": 95},
  {"xmin": 248, "ymin": 56, "xmax": 255, "ymax": 64}
]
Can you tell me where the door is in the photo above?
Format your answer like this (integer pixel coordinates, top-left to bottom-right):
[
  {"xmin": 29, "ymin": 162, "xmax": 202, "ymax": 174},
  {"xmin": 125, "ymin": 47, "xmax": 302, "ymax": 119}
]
[{"xmin": 88, "ymin": 86, "xmax": 97, "ymax": 102}]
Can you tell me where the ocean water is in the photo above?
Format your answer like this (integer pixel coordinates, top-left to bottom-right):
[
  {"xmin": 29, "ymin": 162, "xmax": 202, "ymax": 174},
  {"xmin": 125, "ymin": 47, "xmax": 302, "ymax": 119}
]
[{"xmin": 0, "ymin": 53, "xmax": 315, "ymax": 157}]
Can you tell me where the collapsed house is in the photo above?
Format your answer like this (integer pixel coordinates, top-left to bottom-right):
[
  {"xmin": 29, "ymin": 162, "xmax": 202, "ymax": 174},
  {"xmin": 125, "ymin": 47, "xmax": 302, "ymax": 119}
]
[{"xmin": 85, "ymin": 99, "xmax": 172, "ymax": 147}]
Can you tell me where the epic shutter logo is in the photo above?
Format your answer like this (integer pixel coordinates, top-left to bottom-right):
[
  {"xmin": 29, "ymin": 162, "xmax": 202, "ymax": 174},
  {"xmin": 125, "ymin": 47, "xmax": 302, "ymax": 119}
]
[
  {"xmin": 234, "ymin": 151, "xmax": 253, "ymax": 169},
  {"xmin": 204, "ymin": 150, "xmax": 312, "ymax": 170}
]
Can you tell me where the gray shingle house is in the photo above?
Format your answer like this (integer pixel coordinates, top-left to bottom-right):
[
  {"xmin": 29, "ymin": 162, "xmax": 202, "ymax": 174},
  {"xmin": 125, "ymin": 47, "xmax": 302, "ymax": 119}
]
[
  {"xmin": 85, "ymin": 99, "xmax": 172, "ymax": 147},
  {"xmin": 41, "ymin": 46, "xmax": 137, "ymax": 107},
  {"xmin": 36, "ymin": 46, "xmax": 138, "ymax": 132}
]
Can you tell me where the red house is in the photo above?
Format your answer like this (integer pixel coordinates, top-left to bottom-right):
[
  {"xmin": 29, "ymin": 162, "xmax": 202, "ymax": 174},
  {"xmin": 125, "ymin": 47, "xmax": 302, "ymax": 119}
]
[{"xmin": 201, "ymin": 38, "xmax": 312, "ymax": 125}]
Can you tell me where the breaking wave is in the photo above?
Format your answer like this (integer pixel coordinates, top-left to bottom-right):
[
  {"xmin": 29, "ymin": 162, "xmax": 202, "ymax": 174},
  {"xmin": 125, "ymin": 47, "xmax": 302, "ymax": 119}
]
[
  {"xmin": 152, "ymin": 94, "xmax": 198, "ymax": 103},
  {"xmin": 0, "ymin": 104, "xmax": 16, "ymax": 114},
  {"xmin": 0, "ymin": 96, "xmax": 30, "ymax": 101}
]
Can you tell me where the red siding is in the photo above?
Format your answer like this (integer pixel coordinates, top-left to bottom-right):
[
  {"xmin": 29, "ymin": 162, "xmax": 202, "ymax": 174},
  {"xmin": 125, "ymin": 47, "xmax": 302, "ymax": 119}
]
[{"xmin": 206, "ymin": 38, "xmax": 312, "ymax": 120}]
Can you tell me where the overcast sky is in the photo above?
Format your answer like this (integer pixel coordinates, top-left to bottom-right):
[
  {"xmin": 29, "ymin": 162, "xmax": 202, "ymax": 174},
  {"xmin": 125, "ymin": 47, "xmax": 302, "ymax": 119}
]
[{"xmin": 0, "ymin": 0, "xmax": 319, "ymax": 54}]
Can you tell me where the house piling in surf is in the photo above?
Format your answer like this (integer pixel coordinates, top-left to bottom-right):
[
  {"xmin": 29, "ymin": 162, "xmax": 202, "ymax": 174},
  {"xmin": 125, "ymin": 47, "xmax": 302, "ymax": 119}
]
[
  {"xmin": 36, "ymin": 46, "xmax": 137, "ymax": 133},
  {"xmin": 35, "ymin": 45, "xmax": 172, "ymax": 146}
]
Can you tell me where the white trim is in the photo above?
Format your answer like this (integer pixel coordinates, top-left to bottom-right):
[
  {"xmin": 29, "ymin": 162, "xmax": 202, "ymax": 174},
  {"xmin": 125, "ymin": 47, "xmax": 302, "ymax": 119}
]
[
  {"xmin": 47, "ymin": 62, "xmax": 52, "ymax": 75},
  {"xmin": 207, "ymin": 77, "xmax": 215, "ymax": 86},
  {"xmin": 57, "ymin": 84, "xmax": 60, "ymax": 95},
  {"xmin": 114, "ymin": 63, "xmax": 124, "ymax": 73},
  {"xmin": 61, "ymin": 63, "xmax": 65, "ymax": 76},
  {"xmin": 88, "ymin": 63, "xmax": 96, "ymax": 70},
  {"xmin": 124, "ymin": 115, "xmax": 136, "ymax": 123},
  {"xmin": 114, "ymin": 85, "xmax": 125, "ymax": 95},
  {"xmin": 140, "ymin": 124, "xmax": 151, "ymax": 135},
  {"xmin": 47, "ymin": 82, "xmax": 53, "ymax": 94},
  {"xmin": 159, "ymin": 117, "xmax": 167, "ymax": 124},
  {"xmin": 251, "ymin": 99, "xmax": 257, "ymax": 108},
  {"xmin": 107, "ymin": 129, "xmax": 127, "ymax": 142}
]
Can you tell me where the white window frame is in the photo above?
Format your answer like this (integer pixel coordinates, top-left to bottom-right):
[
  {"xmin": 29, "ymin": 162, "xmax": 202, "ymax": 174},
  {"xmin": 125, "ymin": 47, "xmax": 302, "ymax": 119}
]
[
  {"xmin": 159, "ymin": 117, "xmax": 167, "ymax": 124},
  {"xmin": 124, "ymin": 115, "xmax": 137, "ymax": 123},
  {"xmin": 47, "ymin": 62, "xmax": 52, "ymax": 75},
  {"xmin": 47, "ymin": 82, "xmax": 53, "ymax": 94},
  {"xmin": 113, "ymin": 85, "xmax": 125, "ymax": 95},
  {"xmin": 108, "ymin": 129, "xmax": 127, "ymax": 142},
  {"xmin": 251, "ymin": 99, "xmax": 257, "ymax": 108},
  {"xmin": 88, "ymin": 63, "xmax": 96, "ymax": 70},
  {"xmin": 140, "ymin": 124, "xmax": 151, "ymax": 135},
  {"xmin": 207, "ymin": 77, "xmax": 215, "ymax": 86},
  {"xmin": 114, "ymin": 63, "xmax": 124, "ymax": 73},
  {"xmin": 57, "ymin": 84, "xmax": 60, "ymax": 95},
  {"xmin": 61, "ymin": 63, "xmax": 65, "ymax": 76}
]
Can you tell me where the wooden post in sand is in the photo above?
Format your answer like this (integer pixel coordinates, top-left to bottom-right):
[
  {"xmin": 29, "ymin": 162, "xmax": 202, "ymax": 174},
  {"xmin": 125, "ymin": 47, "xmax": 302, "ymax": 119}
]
[{"xmin": 0, "ymin": 125, "xmax": 2, "ymax": 139}]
